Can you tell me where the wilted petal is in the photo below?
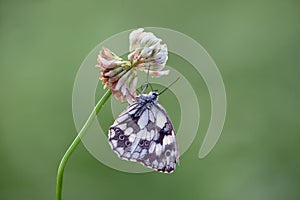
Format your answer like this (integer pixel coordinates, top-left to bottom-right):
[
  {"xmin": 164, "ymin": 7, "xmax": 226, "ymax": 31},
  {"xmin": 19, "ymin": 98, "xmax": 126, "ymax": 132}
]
[{"xmin": 97, "ymin": 47, "xmax": 137, "ymax": 102}]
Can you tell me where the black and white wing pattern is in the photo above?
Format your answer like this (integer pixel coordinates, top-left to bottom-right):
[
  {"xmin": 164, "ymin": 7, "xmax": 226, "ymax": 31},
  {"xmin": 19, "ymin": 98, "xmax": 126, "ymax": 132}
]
[{"xmin": 108, "ymin": 91, "xmax": 179, "ymax": 173}]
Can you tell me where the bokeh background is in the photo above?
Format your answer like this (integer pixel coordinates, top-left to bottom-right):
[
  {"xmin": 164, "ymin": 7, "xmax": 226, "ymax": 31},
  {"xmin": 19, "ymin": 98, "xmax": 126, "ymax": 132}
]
[{"xmin": 1, "ymin": 0, "xmax": 300, "ymax": 199}]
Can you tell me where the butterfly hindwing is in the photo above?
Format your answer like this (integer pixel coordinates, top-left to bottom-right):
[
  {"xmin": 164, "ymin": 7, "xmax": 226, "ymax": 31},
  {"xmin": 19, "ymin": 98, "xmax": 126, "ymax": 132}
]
[{"xmin": 108, "ymin": 92, "xmax": 179, "ymax": 173}]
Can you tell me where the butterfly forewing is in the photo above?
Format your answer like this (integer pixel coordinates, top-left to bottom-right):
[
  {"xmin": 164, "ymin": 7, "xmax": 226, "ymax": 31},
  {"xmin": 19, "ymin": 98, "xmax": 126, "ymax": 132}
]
[{"xmin": 108, "ymin": 91, "xmax": 179, "ymax": 173}]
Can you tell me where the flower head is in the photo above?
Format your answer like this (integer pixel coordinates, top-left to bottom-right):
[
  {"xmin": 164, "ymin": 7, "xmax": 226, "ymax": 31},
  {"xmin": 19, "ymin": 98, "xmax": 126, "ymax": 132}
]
[
  {"xmin": 128, "ymin": 28, "xmax": 169, "ymax": 77},
  {"xmin": 97, "ymin": 47, "xmax": 137, "ymax": 102},
  {"xmin": 97, "ymin": 28, "xmax": 169, "ymax": 103}
]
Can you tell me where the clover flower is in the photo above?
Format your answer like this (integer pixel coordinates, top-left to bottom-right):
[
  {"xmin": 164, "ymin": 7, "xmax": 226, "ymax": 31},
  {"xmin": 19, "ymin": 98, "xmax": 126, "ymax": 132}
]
[
  {"xmin": 97, "ymin": 47, "xmax": 138, "ymax": 102},
  {"xmin": 128, "ymin": 28, "xmax": 169, "ymax": 77},
  {"xmin": 97, "ymin": 28, "xmax": 169, "ymax": 102}
]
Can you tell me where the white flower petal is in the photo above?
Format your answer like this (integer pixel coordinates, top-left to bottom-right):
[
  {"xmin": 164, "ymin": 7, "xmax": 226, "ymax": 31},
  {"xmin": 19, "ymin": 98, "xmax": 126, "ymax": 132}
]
[
  {"xmin": 129, "ymin": 28, "xmax": 144, "ymax": 51},
  {"xmin": 149, "ymin": 70, "xmax": 170, "ymax": 77},
  {"xmin": 128, "ymin": 28, "xmax": 168, "ymax": 77}
]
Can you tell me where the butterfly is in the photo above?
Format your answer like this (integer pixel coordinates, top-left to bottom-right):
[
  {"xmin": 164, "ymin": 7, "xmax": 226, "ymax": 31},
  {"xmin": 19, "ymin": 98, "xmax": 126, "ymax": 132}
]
[{"xmin": 108, "ymin": 87, "xmax": 179, "ymax": 173}]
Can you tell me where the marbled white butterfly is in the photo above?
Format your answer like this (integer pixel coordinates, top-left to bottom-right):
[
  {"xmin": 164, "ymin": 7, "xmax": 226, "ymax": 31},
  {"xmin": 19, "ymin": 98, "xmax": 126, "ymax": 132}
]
[{"xmin": 108, "ymin": 86, "xmax": 179, "ymax": 173}]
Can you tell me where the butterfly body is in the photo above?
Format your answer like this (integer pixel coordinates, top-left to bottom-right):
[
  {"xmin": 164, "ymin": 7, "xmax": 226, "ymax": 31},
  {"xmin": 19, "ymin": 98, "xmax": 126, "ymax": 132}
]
[{"xmin": 108, "ymin": 91, "xmax": 179, "ymax": 173}]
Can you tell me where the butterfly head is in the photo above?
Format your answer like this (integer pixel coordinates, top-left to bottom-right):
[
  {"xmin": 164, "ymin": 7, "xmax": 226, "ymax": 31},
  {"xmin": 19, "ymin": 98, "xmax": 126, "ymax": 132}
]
[
  {"xmin": 149, "ymin": 90, "xmax": 158, "ymax": 100},
  {"xmin": 136, "ymin": 90, "xmax": 159, "ymax": 104}
]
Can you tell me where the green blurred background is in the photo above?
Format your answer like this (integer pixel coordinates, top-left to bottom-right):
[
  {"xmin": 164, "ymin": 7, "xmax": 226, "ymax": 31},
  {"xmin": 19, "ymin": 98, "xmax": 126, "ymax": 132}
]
[{"xmin": 1, "ymin": 0, "xmax": 300, "ymax": 199}]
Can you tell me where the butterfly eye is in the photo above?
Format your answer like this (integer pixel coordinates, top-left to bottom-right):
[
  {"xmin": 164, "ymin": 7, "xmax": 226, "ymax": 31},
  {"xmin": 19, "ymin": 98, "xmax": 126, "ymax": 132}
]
[{"xmin": 119, "ymin": 135, "xmax": 125, "ymax": 140}]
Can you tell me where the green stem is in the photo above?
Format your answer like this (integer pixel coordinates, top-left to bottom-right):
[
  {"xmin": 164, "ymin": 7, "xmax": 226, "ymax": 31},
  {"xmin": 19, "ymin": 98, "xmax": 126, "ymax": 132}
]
[{"xmin": 56, "ymin": 90, "xmax": 112, "ymax": 200}]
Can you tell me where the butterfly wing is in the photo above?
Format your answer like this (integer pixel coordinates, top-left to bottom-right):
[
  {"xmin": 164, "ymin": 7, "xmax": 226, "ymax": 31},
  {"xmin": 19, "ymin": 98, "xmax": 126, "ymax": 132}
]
[{"xmin": 108, "ymin": 102, "xmax": 179, "ymax": 173}]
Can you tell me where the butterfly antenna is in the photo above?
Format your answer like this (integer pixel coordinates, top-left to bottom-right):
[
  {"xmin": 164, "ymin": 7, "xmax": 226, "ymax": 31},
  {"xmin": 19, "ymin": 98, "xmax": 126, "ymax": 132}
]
[
  {"xmin": 141, "ymin": 83, "xmax": 148, "ymax": 94},
  {"xmin": 146, "ymin": 66, "xmax": 150, "ymax": 84},
  {"xmin": 136, "ymin": 87, "xmax": 141, "ymax": 94},
  {"xmin": 158, "ymin": 77, "xmax": 180, "ymax": 95},
  {"xmin": 149, "ymin": 83, "xmax": 153, "ymax": 91},
  {"xmin": 146, "ymin": 67, "xmax": 155, "ymax": 91},
  {"xmin": 141, "ymin": 66, "xmax": 152, "ymax": 94}
]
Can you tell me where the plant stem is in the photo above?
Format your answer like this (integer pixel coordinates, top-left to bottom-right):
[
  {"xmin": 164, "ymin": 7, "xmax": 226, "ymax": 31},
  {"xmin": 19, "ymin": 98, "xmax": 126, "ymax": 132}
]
[{"xmin": 56, "ymin": 90, "xmax": 112, "ymax": 200}]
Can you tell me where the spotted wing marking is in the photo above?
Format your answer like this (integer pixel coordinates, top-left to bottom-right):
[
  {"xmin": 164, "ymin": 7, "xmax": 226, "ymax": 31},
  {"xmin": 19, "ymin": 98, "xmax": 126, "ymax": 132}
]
[{"xmin": 108, "ymin": 103, "xmax": 179, "ymax": 173}]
